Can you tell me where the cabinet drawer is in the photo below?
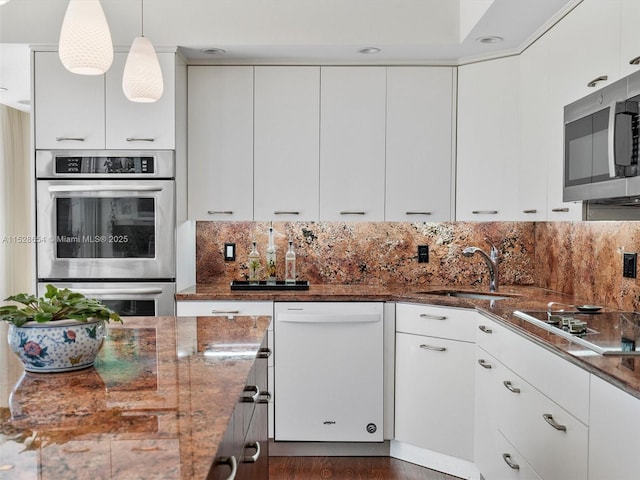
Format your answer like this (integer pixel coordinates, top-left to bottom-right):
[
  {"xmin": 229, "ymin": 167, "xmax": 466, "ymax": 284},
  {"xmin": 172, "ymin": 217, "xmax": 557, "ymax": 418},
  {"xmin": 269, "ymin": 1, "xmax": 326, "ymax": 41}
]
[
  {"xmin": 477, "ymin": 314, "xmax": 589, "ymax": 424},
  {"xmin": 176, "ymin": 301, "xmax": 273, "ymax": 317},
  {"xmin": 477, "ymin": 428, "xmax": 543, "ymax": 480},
  {"xmin": 396, "ymin": 303, "xmax": 477, "ymax": 342}
]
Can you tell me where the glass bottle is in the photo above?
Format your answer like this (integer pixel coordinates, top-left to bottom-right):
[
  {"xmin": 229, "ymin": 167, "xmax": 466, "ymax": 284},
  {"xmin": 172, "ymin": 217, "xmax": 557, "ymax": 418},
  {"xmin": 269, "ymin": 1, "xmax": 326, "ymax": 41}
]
[
  {"xmin": 248, "ymin": 241, "xmax": 260, "ymax": 285},
  {"xmin": 285, "ymin": 240, "xmax": 296, "ymax": 285},
  {"xmin": 266, "ymin": 225, "xmax": 277, "ymax": 285}
]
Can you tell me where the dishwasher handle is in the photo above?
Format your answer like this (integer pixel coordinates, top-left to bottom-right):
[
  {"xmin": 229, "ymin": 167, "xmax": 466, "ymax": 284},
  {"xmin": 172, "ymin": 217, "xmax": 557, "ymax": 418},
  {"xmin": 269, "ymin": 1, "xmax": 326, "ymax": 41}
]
[{"xmin": 278, "ymin": 313, "xmax": 381, "ymax": 324}]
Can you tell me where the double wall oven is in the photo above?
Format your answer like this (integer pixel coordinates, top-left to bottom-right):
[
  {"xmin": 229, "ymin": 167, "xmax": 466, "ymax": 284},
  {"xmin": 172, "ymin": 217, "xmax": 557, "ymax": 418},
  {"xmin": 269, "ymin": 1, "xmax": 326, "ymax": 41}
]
[{"xmin": 35, "ymin": 150, "xmax": 176, "ymax": 316}]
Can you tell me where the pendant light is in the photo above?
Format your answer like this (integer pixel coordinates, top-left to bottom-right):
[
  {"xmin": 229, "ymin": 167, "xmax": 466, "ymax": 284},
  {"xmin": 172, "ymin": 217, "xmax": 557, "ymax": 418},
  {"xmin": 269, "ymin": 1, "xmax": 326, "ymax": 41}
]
[
  {"xmin": 122, "ymin": 0, "xmax": 164, "ymax": 103},
  {"xmin": 59, "ymin": 0, "xmax": 113, "ymax": 75}
]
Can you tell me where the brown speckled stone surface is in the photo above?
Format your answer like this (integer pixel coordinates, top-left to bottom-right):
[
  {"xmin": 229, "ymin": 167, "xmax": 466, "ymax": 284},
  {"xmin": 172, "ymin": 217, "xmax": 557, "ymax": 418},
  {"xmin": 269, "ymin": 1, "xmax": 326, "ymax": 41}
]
[{"xmin": 0, "ymin": 316, "xmax": 270, "ymax": 480}]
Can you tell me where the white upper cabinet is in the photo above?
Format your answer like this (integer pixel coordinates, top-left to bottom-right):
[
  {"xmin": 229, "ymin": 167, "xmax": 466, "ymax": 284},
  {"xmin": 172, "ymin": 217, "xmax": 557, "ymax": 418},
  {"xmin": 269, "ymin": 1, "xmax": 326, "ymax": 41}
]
[
  {"xmin": 385, "ymin": 67, "xmax": 455, "ymax": 222},
  {"xmin": 187, "ymin": 66, "xmax": 254, "ymax": 221},
  {"xmin": 620, "ymin": 0, "xmax": 640, "ymax": 77},
  {"xmin": 34, "ymin": 51, "xmax": 105, "ymax": 150},
  {"xmin": 319, "ymin": 67, "xmax": 387, "ymax": 221},
  {"xmin": 254, "ymin": 67, "xmax": 320, "ymax": 221},
  {"xmin": 34, "ymin": 51, "xmax": 176, "ymax": 150},
  {"xmin": 456, "ymin": 56, "xmax": 520, "ymax": 221}
]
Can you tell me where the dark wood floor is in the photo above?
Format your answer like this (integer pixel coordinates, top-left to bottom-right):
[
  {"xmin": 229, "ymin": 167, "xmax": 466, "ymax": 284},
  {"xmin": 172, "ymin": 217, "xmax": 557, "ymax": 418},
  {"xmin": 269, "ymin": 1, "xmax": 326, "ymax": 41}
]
[{"xmin": 269, "ymin": 457, "xmax": 462, "ymax": 480}]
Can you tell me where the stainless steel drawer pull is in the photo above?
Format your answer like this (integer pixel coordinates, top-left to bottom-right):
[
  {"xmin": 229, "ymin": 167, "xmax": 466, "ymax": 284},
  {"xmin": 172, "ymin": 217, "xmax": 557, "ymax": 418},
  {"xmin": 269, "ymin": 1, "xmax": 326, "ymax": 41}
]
[
  {"xmin": 477, "ymin": 359, "xmax": 492, "ymax": 369},
  {"xmin": 126, "ymin": 137, "xmax": 155, "ymax": 142},
  {"xmin": 241, "ymin": 442, "xmax": 261, "ymax": 463},
  {"xmin": 132, "ymin": 446, "xmax": 161, "ymax": 452},
  {"xmin": 522, "ymin": 209, "xmax": 537, "ymax": 214},
  {"xmin": 551, "ymin": 207, "xmax": 570, "ymax": 213},
  {"xmin": 630, "ymin": 56, "xmax": 640, "ymax": 65},
  {"xmin": 502, "ymin": 453, "xmax": 520, "ymax": 470},
  {"xmin": 587, "ymin": 75, "xmax": 608, "ymax": 87},
  {"xmin": 420, "ymin": 344, "xmax": 447, "ymax": 352},
  {"xmin": 211, "ymin": 309, "xmax": 240, "ymax": 314},
  {"xmin": 340, "ymin": 211, "xmax": 366, "ymax": 215},
  {"xmin": 543, "ymin": 413, "xmax": 567, "ymax": 432},
  {"xmin": 274, "ymin": 211, "xmax": 300, "ymax": 215},
  {"xmin": 419, "ymin": 313, "xmax": 447, "ymax": 321},
  {"xmin": 207, "ymin": 210, "xmax": 234, "ymax": 215},
  {"xmin": 406, "ymin": 211, "xmax": 432, "ymax": 215},
  {"xmin": 478, "ymin": 325, "xmax": 493, "ymax": 334},
  {"xmin": 216, "ymin": 456, "xmax": 237, "ymax": 480},
  {"xmin": 56, "ymin": 136, "xmax": 85, "ymax": 142},
  {"xmin": 472, "ymin": 210, "xmax": 498, "ymax": 215},
  {"xmin": 503, "ymin": 380, "xmax": 521, "ymax": 393},
  {"xmin": 257, "ymin": 391, "xmax": 272, "ymax": 404},
  {"xmin": 257, "ymin": 347, "xmax": 272, "ymax": 358},
  {"xmin": 242, "ymin": 385, "xmax": 260, "ymax": 403}
]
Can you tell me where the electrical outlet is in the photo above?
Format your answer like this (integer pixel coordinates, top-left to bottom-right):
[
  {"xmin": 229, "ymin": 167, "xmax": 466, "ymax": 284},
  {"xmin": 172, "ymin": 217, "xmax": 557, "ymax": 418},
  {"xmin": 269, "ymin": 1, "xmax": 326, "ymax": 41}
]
[
  {"xmin": 224, "ymin": 243, "xmax": 236, "ymax": 261},
  {"xmin": 623, "ymin": 252, "xmax": 637, "ymax": 278},
  {"xmin": 418, "ymin": 245, "xmax": 429, "ymax": 263}
]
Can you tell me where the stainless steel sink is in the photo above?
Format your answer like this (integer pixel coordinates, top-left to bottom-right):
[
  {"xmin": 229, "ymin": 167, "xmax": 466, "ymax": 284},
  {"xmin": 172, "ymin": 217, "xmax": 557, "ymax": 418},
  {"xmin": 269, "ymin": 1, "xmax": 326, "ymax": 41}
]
[{"xmin": 415, "ymin": 290, "xmax": 520, "ymax": 301}]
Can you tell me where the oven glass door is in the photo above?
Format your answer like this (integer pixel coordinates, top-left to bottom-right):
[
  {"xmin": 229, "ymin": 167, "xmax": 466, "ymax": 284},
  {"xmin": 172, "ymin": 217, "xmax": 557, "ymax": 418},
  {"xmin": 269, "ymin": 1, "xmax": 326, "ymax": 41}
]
[
  {"xmin": 564, "ymin": 107, "xmax": 610, "ymax": 187},
  {"xmin": 37, "ymin": 180, "xmax": 175, "ymax": 280}
]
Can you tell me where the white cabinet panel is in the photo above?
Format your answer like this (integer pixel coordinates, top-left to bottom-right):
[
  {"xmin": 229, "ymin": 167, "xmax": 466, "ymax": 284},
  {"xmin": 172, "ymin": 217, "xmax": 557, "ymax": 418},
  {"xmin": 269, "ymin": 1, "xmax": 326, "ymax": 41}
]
[
  {"xmin": 253, "ymin": 66, "xmax": 320, "ymax": 221},
  {"xmin": 621, "ymin": 0, "xmax": 640, "ymax": 78},
  {"xmin": 176, "ymin": 300, "xmax": 273, "ymax": 317},
  {"xmin": 396, "ymin": 302, "xmax": 477, "ymax": 343},
  {"xmin": 187, "ymin": 66, "xmax": 254, "ymax": 220},
  {"xmin": 319, "ymin": 67, "xmax": 386, "ymax": 221},
  {"xmin": 385, "ymin": 67, "xmax": 454, "ymax": 221}
]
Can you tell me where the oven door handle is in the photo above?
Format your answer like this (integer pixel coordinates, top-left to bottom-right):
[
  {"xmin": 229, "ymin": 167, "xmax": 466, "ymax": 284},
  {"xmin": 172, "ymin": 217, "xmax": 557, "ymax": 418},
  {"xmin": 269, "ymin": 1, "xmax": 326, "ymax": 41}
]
[
  {"xmin": 70, "ymin": 288, "xmax": 165, "ymax": 295},
  {"xmin": 48, "ymin": 185, "xmax": 163, "ymax": 193}
]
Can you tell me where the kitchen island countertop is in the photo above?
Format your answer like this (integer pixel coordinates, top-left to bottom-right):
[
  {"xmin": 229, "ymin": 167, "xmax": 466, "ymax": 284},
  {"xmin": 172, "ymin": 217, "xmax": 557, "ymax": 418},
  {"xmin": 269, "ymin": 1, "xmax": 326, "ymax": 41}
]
[{"xmin": 0, "ymin": 315, "xmax": 270, "ymax": 480}]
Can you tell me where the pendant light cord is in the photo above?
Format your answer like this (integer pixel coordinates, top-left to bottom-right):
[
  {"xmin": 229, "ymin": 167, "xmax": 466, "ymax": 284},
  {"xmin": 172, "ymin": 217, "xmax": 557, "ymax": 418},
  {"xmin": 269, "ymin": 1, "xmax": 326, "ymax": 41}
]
[{"xmin": 141, "ymin": 0, "xmax": 144, "ymax": 37}]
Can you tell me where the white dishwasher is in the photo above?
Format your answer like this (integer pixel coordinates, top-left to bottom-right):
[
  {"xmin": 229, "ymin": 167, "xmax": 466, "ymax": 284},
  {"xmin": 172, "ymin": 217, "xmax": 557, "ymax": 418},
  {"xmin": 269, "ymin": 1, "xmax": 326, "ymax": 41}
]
[{"xmin": 274, "ymin": 302, "xmax": 384, "ymax": 442}]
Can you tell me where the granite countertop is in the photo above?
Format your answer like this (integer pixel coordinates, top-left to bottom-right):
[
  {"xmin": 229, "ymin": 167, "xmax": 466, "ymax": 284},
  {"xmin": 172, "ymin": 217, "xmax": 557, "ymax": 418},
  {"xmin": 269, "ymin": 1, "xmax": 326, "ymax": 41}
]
[
  {"xmin": 177, "ymin": 283, "xmax": 640, "ymax": 400},
  {"xmin": 0, "ymin": 315, "xmax": 270, "ymax": 480}
]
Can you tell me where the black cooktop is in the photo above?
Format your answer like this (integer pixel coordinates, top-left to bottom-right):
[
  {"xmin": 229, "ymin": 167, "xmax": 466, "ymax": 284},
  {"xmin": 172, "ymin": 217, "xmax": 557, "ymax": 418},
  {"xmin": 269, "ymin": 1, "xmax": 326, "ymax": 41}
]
[{"xmin": 514, "ymin": 310, "xmax": 640, "ymax": 356}]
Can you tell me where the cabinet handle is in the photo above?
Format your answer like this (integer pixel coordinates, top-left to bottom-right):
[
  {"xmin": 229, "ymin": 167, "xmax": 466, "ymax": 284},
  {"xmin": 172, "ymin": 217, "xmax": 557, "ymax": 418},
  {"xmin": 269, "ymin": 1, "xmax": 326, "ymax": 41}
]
[
  {"xmin": 543, "ymin": 413, "xmax": 567, "ymax": 432},
  {"xmin": 257, "ymin": 391, "xmax": 272, "ymax": 404},
  {"xmin": 61, "ymin": 448, "xmax": 91, "ymax": 453},
  {"xmin": 587, "ymin": 75, "xmax": 608, "ymax": 87},
  {"xmin": 406, "ymin": 211, "xmax": 432, "ymax": 215},
  {"xmin": 419, "ymin": 313, "xmax": 447, "ymax": 321},
  {"xmin": 257, "ymin": 347, "xmax": 272, "ymax": 358},
  {"xmin": 503, "ymin": 380, "xmax": 521, "ymax": 393},
  {"xmin": 630, "ymin": 56, "xmax": 640, "ymax": 65},
  {"xmin": 207, "ymin": 210, "xmax": 234, "ymax": 215},
  {"xmin": 211, "ymin": 309, "xmax": 240, "ymax": 314},
  {"xmin": 274, "ymin": 211, "xmax": 300, "ymax": 215},
  {"xmin": 215, "ymin": 456, "xmax": 238, "ymax": 480},
  {"xmin": 477, "ymin": 359, "xmax": 492, "ymax": 369},
  {"xmin": 551, "ymin": 207, "xmax": 570, "ymax": 213},
  {"xmin": 478, "ymin": 325, "xmax": 493, "ymax": 334},
  {"xmin": 55, "ymin": 136, "xmax": 85, "ymax": 142},
  {"xmin": 126, "ymin": 137, "xmax": 155, "ymax": 142},
  {"xmin": 420, "ymin": 344, "xmax": 447, "ymax": 352},
  {"xmin": 522, "ymin": 209, "xmax": 537, "ymax": 214},
  {"xmin": 241, "ymin": 442, "xmax": 261, "ymax": 463},
  {"xmin": 502, "ymin": 453, "xmax": 520, "ymax": 470},
  {"xmin": 472, "ymin": 210, "xmax": 498, "ymax": 215},
  {"xmin": 242, "ymin": 385, "xmax": 260, "ymax": 403},
  {"xmin": 132, "ymin": 446, "xmax": 161, "ymax": 452},
  {"xmin": 340, "ymin": 211, "xmax": 366, "ymax": 215}
]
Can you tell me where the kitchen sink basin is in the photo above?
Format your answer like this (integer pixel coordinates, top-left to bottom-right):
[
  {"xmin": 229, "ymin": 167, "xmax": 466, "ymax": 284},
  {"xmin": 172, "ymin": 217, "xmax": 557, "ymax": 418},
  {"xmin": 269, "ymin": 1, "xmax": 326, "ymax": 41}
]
[{"xmin": 415, "ymin": 290, "xmax": 521, "ymax": 301}]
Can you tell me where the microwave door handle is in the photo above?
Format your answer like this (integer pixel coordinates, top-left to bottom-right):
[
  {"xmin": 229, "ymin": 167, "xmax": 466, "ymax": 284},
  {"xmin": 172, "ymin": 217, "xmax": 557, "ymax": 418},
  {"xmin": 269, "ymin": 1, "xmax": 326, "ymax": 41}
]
[
  {"xmin": 70, "ymin": 288, "xmax": 164, "ymax": 295},
  {"xmin": 48, "ymin": 185, "xmax": 163, "ymax": 193},
  {"xmin": 608, "ymin": 101, "xmax": 617, "ymax": 178}
]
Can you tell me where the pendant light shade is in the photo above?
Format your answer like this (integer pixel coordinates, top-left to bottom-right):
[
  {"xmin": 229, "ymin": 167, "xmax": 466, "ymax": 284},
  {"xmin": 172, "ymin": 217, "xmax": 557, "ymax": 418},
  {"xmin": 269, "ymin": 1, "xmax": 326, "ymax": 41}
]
[
  {"xmin": 122, "ymin": 36, "xmax": 164, "ymax": 103},
  {"xmin": 59, "ymin": 0, "xmax": 113, "ymax": 75}
]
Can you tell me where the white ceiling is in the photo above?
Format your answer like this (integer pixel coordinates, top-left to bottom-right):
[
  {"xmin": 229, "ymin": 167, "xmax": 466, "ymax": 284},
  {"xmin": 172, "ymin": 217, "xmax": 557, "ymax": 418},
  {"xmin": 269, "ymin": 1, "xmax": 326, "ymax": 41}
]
[{"xmin": 0, "ymin": 0, "xmax": 581, "ymax": 112}]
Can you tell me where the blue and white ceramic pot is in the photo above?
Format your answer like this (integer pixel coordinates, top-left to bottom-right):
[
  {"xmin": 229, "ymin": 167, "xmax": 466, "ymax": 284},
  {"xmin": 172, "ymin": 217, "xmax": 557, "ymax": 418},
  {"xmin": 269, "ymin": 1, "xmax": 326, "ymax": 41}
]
[{"xmin": 7, "ymin": 319, "xmax": 106, "ymax": 373}]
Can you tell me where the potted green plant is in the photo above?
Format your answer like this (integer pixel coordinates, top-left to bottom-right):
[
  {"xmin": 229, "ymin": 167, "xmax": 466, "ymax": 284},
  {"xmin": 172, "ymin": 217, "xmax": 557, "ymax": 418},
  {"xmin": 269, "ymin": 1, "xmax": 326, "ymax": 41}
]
[{"xmin": 0, "ymin": 284, "xmax": 122, "ymax": 373}]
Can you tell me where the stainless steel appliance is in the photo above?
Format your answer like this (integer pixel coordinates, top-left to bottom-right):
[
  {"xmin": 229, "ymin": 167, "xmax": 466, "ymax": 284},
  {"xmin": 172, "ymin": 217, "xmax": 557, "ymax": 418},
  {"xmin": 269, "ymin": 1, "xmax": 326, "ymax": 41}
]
[
  {"xmin": 515, "ymin": 310, "xmax": 640, "ymax": 356},
  {"xmin": 35, "ymin": 150, "xmax": 176, "ymax": 316},
  {"xmin": 564, "ymin": 70, "xmax": 640, "ymax": 203}
]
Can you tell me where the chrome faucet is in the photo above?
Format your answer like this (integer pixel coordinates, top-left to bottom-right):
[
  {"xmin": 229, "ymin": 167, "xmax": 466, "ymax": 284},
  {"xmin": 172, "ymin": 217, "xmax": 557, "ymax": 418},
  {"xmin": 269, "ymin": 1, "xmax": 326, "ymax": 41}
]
[{"xmin": 463, "ymin": 238, "xmax": 499, "ymax": 292}]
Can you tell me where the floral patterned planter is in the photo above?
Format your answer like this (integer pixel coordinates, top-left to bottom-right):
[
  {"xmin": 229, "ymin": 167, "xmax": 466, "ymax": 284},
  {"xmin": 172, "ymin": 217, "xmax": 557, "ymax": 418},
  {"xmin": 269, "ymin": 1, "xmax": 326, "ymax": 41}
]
[{"xmin": 8, "ymin": 319, "xmax": 106, "ymax": 373}]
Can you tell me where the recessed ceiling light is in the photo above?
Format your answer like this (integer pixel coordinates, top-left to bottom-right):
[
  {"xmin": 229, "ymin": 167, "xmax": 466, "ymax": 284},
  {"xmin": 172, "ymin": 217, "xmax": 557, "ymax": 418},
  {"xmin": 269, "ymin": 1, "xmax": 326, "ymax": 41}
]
[
  {"xmin": 477, "ymin": 36, "xmax": 504, "ymax": 44},
  {"xmin": 358, "ymin": 47, "xmax": 381, "ymax": 54},
  {"xmin": 200, "ymin": 48, "xmax": 226, "ymax": 55}
]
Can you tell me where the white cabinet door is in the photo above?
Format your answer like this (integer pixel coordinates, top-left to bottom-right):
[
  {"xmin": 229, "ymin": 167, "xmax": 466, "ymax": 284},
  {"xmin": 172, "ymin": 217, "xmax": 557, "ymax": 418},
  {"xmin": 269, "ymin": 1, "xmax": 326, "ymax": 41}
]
[
  {"xmin": 187, "ymin": 66, "xmax": 254, "ymax": 220},
  {"xmin": 456, "ymin": 56, "xmax": 520, "ymax": 221},
  {"xmin": 105, "ymin": 52, "xmax": 175, "ymax": 150},
  {"xmin": 34, "ymin": 51, "xmax": 105, "ymax": 150},
  {"xmin": 385, "ymin": 67, "xmax": 454, "ymax": 221},
  {"xmin": 395, "ymin": 331, "xmax": 475, "ymax": 462},
  {"xmin": 319, "ymin": 67, "xmax": 386, "ymax": 221},
  {"xmin": 253, "ymin": 66, "xmax": 320, "ymax": 221},
  {"xmin": 621, "ymin": 0, "xmax": 640, "ymax": 77},
  {"xmin": 589, "ymin": 374, "xmax": 640, "ymax": 480}
]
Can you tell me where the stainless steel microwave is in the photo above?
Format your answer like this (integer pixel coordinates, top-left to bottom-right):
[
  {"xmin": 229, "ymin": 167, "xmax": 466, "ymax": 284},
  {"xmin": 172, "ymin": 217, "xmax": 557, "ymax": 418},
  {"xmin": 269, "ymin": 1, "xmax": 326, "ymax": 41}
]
[{"xmin": 564, "ymin": 71, "xmax": 640, "ymax": 202}]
